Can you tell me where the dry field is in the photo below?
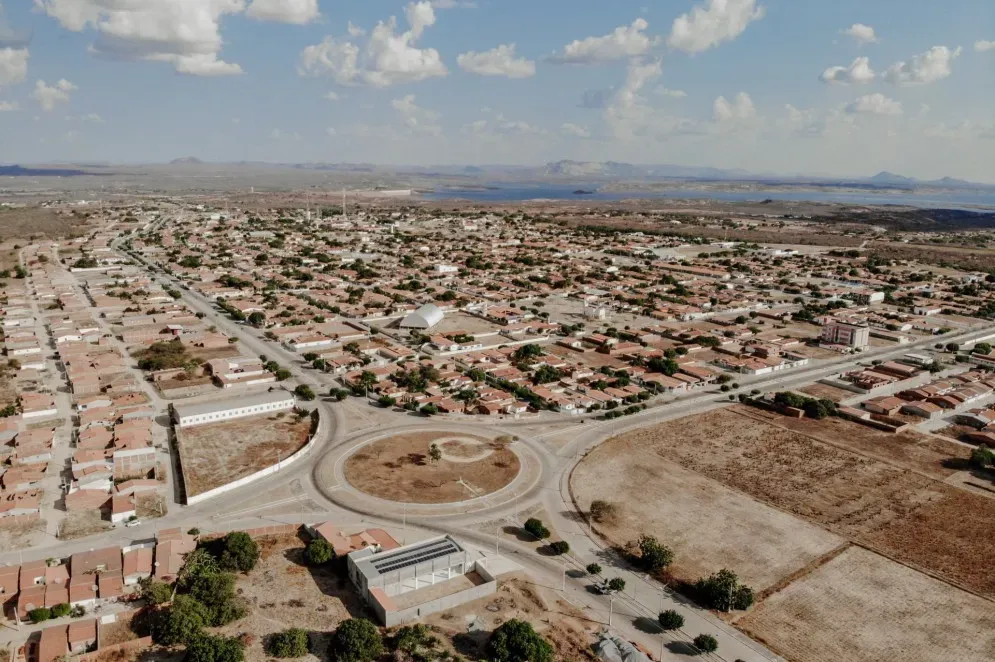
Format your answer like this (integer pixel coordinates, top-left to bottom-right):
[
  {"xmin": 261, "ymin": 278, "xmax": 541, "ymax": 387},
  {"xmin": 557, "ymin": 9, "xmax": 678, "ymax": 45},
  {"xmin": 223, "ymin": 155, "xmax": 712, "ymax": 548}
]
[
  {"xmin": 576, "ymin": 406, "xmax": 995, "ymax": 599},
  {"xmin": 344, "ymin": 432, "xmax": 520, "ymax": 504},
  {"xmin": 797, "ymin": 383, "xmax": 852, "ymax": 403},
  {"xmin": 176, "ymin": 413, "xmax": 310, "ymax": 498},
  {"xmin": 572, "ymin": 446, "xmax": 844, "ymax": 591},
  {"xmin": 59, "ymin": 510, "xmax": 112, "ymax": 540},
  {"xmin": 217, "ymin": 535, "xmax": 367, "ymax": 662},
  {"xmin": 0, "ymin": 207, "xmax": 87, "ymax": 241},
  {"xmin": 738, "ymin": 546, "xmax": 995, "ymax": 662}
]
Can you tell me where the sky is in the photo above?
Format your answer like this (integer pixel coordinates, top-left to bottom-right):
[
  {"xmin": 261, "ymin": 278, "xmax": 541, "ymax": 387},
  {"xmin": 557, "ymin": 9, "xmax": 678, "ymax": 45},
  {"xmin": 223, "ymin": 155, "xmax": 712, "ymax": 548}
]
[{"xmin": 0, "ymin": 0, "xmax": 993, "ymax": 181}]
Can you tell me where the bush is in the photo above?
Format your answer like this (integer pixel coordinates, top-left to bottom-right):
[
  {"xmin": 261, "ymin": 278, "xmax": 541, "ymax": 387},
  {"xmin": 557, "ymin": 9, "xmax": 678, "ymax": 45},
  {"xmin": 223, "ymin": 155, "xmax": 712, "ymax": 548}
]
[
  {"xmin": 693, "ymin": 634, "xmax": 718, "ymax": 654},
  {"xmin": 142, "ymin": 579, "xmax": 174, "ymax": 605},
  {"xmin": 607, "ymin": 577, "xmax": 626, "ymax": 593},
  {"xmin": 188, "ymin": 572, "xmax": 246, "ymax": 626},
  {"xmin": 219, "ymin": 532, "xmax": 259, "ymax": 572},
  {"xmin": 294, "ymin": 385, "xmax": 315, "ymax": 401},
  {"xmin": 548, "ymin": 541, "xmax": 570, "ymax": 555},
  {"xmin": 658, "ymin": 610, "xmax": 685, "ymax": 631},
  {"xmin": 305, "ymin": 538, "xmax": 335, "ymax": 566},
  {"xmin": 185, "ymin": 634, "xmax": 245, "ymax": 662},
  {"xmin": 523, "ymin": 518, "xmax": 550, "ymax": 540},
  {"xmin": 29, "ymin": 607, "xmax": 52, "ymax": 623},
  {"xmin": 267, "ymin": 629, "xmax": 310, "ymax": 658},
  {"xmin": 487, "ymin": 619, "xmax": 554, "ymax": 662},
  {"xmin": 637, "ymin": 535, "xmax": 674, "ymax": 573},
  {"xmin": 51, "ymin": 603, "xmax": 71, "ymax": 618},
  {"xmin": 589, "ymin": 500, "xmax": 617, "ymax": 523},
  {"xmin": 152, "ymin": 595, "xmax": 210, "ymax": 646},
  {"xmin": 586, "ymin": 563, "xmax": 602, "ymax": 576},
  {"xmin": 694, "ymin": 569, "xmax": 755, "ymax": 612},
  {"xmin": 328, "ymin": 619, "xmax": 383, "ymax": 662}
]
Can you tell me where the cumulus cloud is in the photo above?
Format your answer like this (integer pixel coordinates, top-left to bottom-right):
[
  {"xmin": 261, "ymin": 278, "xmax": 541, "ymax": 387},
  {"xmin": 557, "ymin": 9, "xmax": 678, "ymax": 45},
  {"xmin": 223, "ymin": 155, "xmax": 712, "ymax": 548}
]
[
  {"xmin": 657, "ymin": 87, "xmax": 687, "ymax": 98},
  {"xmin": 560, "ymin": 123, "xmax": 591, "ymax": 138},
  {"xmin": 668, "ymin": 0, "xmax": 765, "ymax": 54},
  {"xmin": 842, "ymin": 23, "xmax": 877, "ymax": 45},
  {"xmin": 0, "ymin": 100, "xmax": 18, "ymax": 111},
  {"xmin": 713, "ymin": 92, "xmax": 756, "ymax": 122},
  {"xmin": 430, "ymin": 0, "xmax": 476, "ymax": 7},
  {"xmin": 457, "ymin": 44, "xmax": 535, "ymax": 78},
  {"xmin": 465, "ymin": 110, "xmax": 545, "ymax": 137},
  {"xmin": 324, "ymin": 91, "xmax": 340, "ymax": 101},
  {"xmin": 35, "ymin": 0, "xmax": 245, "ymax": 76},
  {"xmin": 845, "ymin": 93, "xmax": 903, "ymax": 116},
  {"xmin": 602, "ymin": 58, "xmax": 700, "ymax": 141},
  {"xmin": 549, "ymin": 18, "xmax": 659, "ymax": 64},
  {"xmin": 246, "ymin": 0, "xmax": 319, "ymax": 25},
  {"xmin": 299, "ymin": 1, "xmax": 447, "ymax": 87},
  {"xmin": 819, "ymin": 56, "xmax": 875, "ymax": 85},
  {"xmin": 32, "ymin": 78, "xmax": 76, "ymax": 111},
  {"xmin": 975, "ymin": 40, "xmax": 995, "ymax": 53},
  {"xmin": 391, "ymin": 93, "xmax": 442, "ymax": 136},
  {"xmin": 0, "ymin": 46, "xmax": 28, "ymax": 86},
  {"xmin": 884, "ymin": 46, "xmax": 961, "ymax": 86}
]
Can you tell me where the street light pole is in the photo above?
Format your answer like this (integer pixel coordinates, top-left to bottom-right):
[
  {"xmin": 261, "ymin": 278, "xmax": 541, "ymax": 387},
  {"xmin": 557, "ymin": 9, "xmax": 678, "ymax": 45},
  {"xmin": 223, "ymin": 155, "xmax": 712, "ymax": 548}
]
[{"xmin": 609, "ymin": 595, "xmax": 615, "ymax": 627}]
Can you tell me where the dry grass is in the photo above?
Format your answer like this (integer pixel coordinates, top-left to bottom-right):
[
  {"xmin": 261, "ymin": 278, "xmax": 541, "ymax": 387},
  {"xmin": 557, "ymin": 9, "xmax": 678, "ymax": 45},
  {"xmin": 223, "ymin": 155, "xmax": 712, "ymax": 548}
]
[
  {"xmin": 0, "ymin": 207, "xmax": 87, "ymax": 241},
  {"xmin": 344, "ymin": 432, "xmax": 520, "ymax": 504},
  {"xmin": 176, "ymin": 413, "xmax": 310, "ymax": 498},
  {"xmin": 59, "ymin": 510, "xmax": 112, "ymax": 540},
  {"xmin": 738, "ymin": 547, "xmax": 995, "ymax": 662},
  {"xmin": 135, "ymin": 493, "xmax": 168, "ymax": 519},
  {"xmin": 798, "ymin": 383, "xmax": 853, "ymax": 403}
]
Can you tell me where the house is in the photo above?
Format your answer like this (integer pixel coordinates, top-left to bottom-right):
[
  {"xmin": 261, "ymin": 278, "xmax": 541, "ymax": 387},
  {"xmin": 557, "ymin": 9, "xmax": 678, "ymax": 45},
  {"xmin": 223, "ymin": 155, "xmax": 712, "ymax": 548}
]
[
  {"xmin": 122, "ymin": 548, "xmax": 154, "ymax": 585},
  {"xmin": 153, "ymin": 529, "xmax": 197, "ymax": 582},
  {"xmin": 309, "ymin": 522, "xmax": 400, "ymax": 558},
  {"xmin": 901, "ymin": 401, "xmax": 944, "ymax": 419},
  {"xmin": 862, "ymin": 396, "xmax": 904, "ymax": 416}
]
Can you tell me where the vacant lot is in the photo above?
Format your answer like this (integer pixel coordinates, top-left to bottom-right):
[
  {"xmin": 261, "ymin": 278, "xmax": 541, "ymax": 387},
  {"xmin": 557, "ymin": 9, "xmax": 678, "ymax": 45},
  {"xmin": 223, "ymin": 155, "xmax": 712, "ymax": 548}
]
[
  {"xmin": 798, "ymin": 382, "xmax": 852, "ymax": 403},
  {"xmin": 579, "ymin": 406, "xmax": 995, "ymax": 599},
  {"xmin": 176, "ymin": 413, "xmax": 310, "ymax": 498},
  {"xmin": 344, "ymin": 432, "xmax": 520, "ymax": 504},
  {"xmin": 739, "ymin": 546, "xmax": 995, "ymax": 662},
  {"xmin": 572, "ymin": 446, "xmax": 844, "ymax": 591},
  {"xmin": 0, "ymin": 207, "xmax": 87, "ymax": 241}
]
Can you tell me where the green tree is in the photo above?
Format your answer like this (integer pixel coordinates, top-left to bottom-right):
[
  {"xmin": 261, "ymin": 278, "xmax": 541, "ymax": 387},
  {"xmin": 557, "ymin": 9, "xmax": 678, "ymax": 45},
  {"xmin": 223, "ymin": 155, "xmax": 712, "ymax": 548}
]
[
  {"xmin": 637, "ymin": 535, "xmax": 674, "ymax": 573},
  {"xmin": 377, "ymin": 395, "xmax": 397, "ymax": 408},
  {"xmin": 328, "ymin": 619, "xmax": 383, "ymax": 662},
  {"xmin": 266, "ymin": 629, "xmax": 310, "ymax": 658},
  {"xmin": 142, "ymin": 579, "xmax": 174, "ymax": 605},
  {"xmin": 275, "ymin": 369, "xmax": 292, "ymax": 381},
  {"xmin": 693, "ymin": 634, "xmax": 719, "ymax": 654},
  {"xmin": 586, "ymin": 563, "xmax": 602, "ymax": 576},
  {"xmin": 548, "ymin": 540, "xmax": 570, "ymax": 555},
  {"xmin": 695, "ymin": 569, "xmax": 754, "ymax": 612},
  {"xmin": 969, "ymin": 444, "xmax": 995, "ymax": 470},
  {"xmin": 658, "ymin": 610, "xmax": 684, "ymax": 631},
  {"xmin": 28, "ymin": 608, "xmax": 52, "ymax": 623},
  {"xmin": 428, "ymin": 443, "xmax": 442, "ymax": 463},
  {"xmin": 51, "ymin": 603, "xmax": 71, "ymax": 618},
  {"xmin": 305, "ymin": 538, "xmax": 334, "ymax": 566},
  {"xmin": 486, "ymin": 619, "xmax": 554, "ymax": 662},
  {"xmin": 607, "ymin": 577, "xmax": 626, "ymax": 593},
  {"xmin": 185, "ymin": 635, "xmax": 245, "ymax": 662},
  {"xmin": 152, "ymin": 595, "xmax": 210, "ymax": 646},
  {"xmin": 188, "ymin": 572, "xmax": 245, "ymax": 626},
  {"xmin": 420, "ymin": 403, "xmax": 439, "ymax": 416},
  {"xmin": 974, "ymin": 342, "xmax": 992, "ymax": 355},
  {"xmin": 523, "ymin": 518, "xmax": 550, "ymax": 540},
  {"xmin": 247, "ymin": 312, "xmax": 265, "ymax": 327},
  {"xmin": 294, "ymin": 384, "xmax": 315, "ymax": 401},
  {"xmin": 219, "ymin": 532, "xmax": 260, "ymax": 572}
]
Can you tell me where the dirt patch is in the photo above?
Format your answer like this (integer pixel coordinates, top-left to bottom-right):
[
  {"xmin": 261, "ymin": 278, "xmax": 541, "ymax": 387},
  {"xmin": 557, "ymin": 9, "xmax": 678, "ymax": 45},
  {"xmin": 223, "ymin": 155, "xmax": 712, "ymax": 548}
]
[
  {"xmin": 738, "ymin": 546, "xmax": 995, "ymax": 662},
  {"xmin": 59, "ymin": 510, "xmax": 113, "ymax": 540},
  {"xmin": 424, "ymin": 575, "xmax": 598, "ymax": 662},
  {"xmin": 344, "ymin": 431, "xmax": 520, "ymax": 504},
  {"xmin": 135, "ymin": 493, "xmax": 168, "ymax": 519},
  {"xmin": 0, "ymin": 521, "xmax": 39, "ymax": 552},
  {"xmin": 176, "ymin": 413, "xmax": 310, "ymax": 498},
  {"xmin": 188, "ymin": 345, "xmax": 242, "ymax": 362},
  {"xmin": 0, "ymin": 207, "xmax": 87, "ymax": 241},
  {"xmin": 798, "ymin": 383, "xmax": 852, "ymax": 403},
  {"xmin": 582, "ymin": 406, "xmax": 995, "ymax": 599},
  {"xmin": 572, "ymin": 442, "xmax": 844, "ymax": 592}
]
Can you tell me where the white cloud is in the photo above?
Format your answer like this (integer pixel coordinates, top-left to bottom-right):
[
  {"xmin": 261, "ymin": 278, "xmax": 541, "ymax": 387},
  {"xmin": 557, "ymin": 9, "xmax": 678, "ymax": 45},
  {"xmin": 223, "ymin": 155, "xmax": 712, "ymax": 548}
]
[
  {"xmin": 603, "ymin": 59, "xmax": 700, "ymax": 141},
  {"xmin": 0, "ymin": 46, "xmax": 28, "ymax": 87},
  {"xmin": 842, "ymin": 23, "xmax": 877, "ymax": 45},
  {"xmin": 32, "ymin": 79, "xmax": 76, "ymax": 111},
  {"xmin": 713, "ymin": 92, "xmax": 756, "ymax": 122},
  {"xmin": 549, "ymin": 18, "xmax": 659, "ymax": 64},
  {"xmin": 326, "ymin": 127, "xmax": 337, "ymax": 137},
  {"xmin": 324, "ymin": 91, "xmax": 340, "ymax": 101},
  {"xmin": 35, "ymin": 0, "xmax": 245, "ymax": 76},
  {"xmin": 246, "ymin": 0, "xmax": 318, "ymax": 24},
  {"xmin": 457, "ymin": 44, "xmax": 535, "ymax": 78},
  {"xmin": 270, "ymin": 128, "xmax": 301, "ymax": 140},
  {"xmin": 391, "ymin": 93, "xmax": 442, "ymax": 136},
  {"xmin": 347, "ymin": 22, "xmax": 365, "ymax": 37},
  {"xmin": 845, "ymin": 93, "xmax": 903, "ymax": 116},
  {"xmin": 66, "ymin": 112, "xmax": 103, "ymax": 123},
  {"xmin": 668, "ymin": 0, "xmax": 765, "ymax": 54},
  {"xmin": 819, "ymin": 56, "xmax": 875, "ymax": 85},
  {"xmin": 429, "ymin": 0, "xmax": 476, "ymax": 7},
  {"xmin": 975, "ymin": 40, "xmax": 995, "ymax": 53},
  {"xmin": 0, "ymin": 100, "xmax": 18, "ymax": 111},
  {"xmin": 560, "ymin": 123, "xmax": 591, "ymax": 138},
  {"xmin": 657, "ymin": 87, "xmax": 687, "ymax": 98},
  {"xmin": 465, "ymin": 110, "xmax": 545, "ymax": 138},
  {"xmin": 299, "ymin": 1, "xmax": 447, "ymax": 87},
  {"xmin": 884, "ymin": 46, "xmax": 961, "ymax": 86}
]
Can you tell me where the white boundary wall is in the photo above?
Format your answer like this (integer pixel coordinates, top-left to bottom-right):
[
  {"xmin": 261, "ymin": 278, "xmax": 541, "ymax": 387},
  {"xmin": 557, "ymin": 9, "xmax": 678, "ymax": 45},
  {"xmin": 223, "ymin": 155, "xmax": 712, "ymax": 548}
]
[{"xmin": 184, "ymin": 411, "xmax": 324, "ymax": 506}]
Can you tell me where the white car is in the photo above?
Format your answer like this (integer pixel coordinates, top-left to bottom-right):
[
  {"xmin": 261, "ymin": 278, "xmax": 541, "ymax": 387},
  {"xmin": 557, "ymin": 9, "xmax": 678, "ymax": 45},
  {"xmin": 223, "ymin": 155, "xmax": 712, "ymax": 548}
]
[{"xmin": 124, "ymin": 519, "xmax": 141, "ymax": 528}]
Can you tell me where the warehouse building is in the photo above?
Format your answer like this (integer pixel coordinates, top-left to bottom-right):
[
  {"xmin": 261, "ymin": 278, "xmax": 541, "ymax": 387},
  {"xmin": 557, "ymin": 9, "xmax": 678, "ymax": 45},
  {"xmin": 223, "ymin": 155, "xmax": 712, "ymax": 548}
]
[
  {"xmin": 170, "ymin": 390, "xmax": 295, "ymax": 428},
  {"xmin": 400, "ymin": 303, "xmax": 444, "ymax": 330}
]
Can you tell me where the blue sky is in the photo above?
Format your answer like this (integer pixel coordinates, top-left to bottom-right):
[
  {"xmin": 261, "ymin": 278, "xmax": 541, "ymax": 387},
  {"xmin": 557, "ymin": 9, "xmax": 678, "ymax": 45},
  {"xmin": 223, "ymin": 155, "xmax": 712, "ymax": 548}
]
[{"xmin": 0, "ymin": 0, "xmax": 993, "ymax": 180}]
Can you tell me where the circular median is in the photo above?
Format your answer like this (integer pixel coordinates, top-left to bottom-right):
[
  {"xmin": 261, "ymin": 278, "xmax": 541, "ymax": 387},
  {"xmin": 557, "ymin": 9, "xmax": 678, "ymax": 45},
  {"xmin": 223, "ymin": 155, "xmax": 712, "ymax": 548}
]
[{"xmin": 343, "ymin": 430, "xmax": 521, "ymax": 504}]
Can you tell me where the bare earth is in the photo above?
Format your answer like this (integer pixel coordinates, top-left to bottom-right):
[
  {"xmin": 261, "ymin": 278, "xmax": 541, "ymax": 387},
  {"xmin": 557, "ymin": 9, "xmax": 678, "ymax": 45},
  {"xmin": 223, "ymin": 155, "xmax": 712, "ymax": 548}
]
[
  {"xmin": 572, "ymin": 444, "xmax": 844, "ymax": 591},
  {"xmin": 344, "ymin": 431, "xmax": 520, "ymax": 504},
  {"xmin": 738, "ymin": 546, "xmax": 995, "ymax": 662},
  {"xmin": 176, "ymin": 413, "xmax": 310, "ymax": 498}
]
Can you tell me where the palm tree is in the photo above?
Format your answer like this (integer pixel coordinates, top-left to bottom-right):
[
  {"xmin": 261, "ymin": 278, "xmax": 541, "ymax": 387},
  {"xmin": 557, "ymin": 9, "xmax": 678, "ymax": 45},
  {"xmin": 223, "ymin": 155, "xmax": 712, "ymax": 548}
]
[{"xmin": 358, "ymin": 370, "xmax": 377, "ymax": 397}]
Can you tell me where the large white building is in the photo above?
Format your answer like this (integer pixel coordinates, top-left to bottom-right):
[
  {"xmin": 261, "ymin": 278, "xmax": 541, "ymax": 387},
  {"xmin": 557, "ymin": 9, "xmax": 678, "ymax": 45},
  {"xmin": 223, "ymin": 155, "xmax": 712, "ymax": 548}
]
[
  {"xmin": 400, "ymin": 304, "xmax": 444, "ymax": 330},
  {"xmin": 171, "ymin": 390, "xmax": 295, "ymax": 428},
  {"xmin": 820, "ymin": 321, "xmax": 870, "ymax": 349}
]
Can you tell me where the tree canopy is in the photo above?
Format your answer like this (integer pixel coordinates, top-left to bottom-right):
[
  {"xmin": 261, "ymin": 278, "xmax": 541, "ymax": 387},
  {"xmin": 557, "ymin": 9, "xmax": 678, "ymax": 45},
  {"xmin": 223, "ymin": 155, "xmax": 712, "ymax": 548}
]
[
  {"xmin": 486, "ymin": 619, "xmax": 555, "ymax": 662},
  {"xmin": 328, "ymin": 619, "xmax": 383, "ymax": 662}
]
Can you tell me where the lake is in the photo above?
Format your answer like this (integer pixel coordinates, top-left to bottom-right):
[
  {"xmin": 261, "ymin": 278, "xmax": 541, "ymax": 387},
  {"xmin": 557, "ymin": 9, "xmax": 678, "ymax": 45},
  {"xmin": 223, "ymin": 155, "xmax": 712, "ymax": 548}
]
[{"xmin": 423, "ymin": 184, "xmax": 995, "ymax": 211}]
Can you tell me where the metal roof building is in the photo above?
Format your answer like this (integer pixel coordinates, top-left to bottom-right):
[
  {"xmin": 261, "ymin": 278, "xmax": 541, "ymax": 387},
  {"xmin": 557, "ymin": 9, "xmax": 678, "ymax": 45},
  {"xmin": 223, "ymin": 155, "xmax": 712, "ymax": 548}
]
[
  {"xmin": 170, "ymin": 389, "xmax": 295, "ymax": 428},
  {"xmin": 348, "ymin": 535, "xmax": 469, "ymax": 598},
  {"xmin": 400, "ymin": 303, "xmax": 444, "ymax": 330}
]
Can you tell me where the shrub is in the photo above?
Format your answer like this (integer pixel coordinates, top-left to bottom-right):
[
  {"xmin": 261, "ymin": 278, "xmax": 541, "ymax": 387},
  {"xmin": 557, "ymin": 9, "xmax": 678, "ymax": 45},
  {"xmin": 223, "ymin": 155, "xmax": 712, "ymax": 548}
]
[
  {"xmin": 185, "ymin": 634, "xmax": 245, "ymax": 662},
  {"xmin": 294, "ymin": 385, "xmax": 315, "ymax": 401},
  {"xmin": 548, "ymin": 541, "xmax": 569, "ymax": 555},
  {"xmin": 589, "ymin": 500, "xmax": 617, "ymax": 523},
  {"xmin": 266, "ymin": 629, "xmax": 310, "ymax": 658},
  {"xmin": 693, "ymin": 634, "xmax": 718, "ymax": 654},
  {"xmin": 970, "ymin": 444, "xmax": 995, "ymax": 470},
  {"xmin": 51, "ymin": 603, "xmax": 71, "ymax": 618},
  {"xmin": 637, "ymin": 535, "xmax": 674, "ymax": 573},
  {"xmin": 486, "ymin": 619, "xmax": 554, "ymax": 662},
  {"xmin": 523, "ymin": 518, "xmax": 550, "ymax": 540},
  {"xmin": 586, "ymin": 563, "xmax": 602, "ymax": 576},
  {"xmin": 219, "ymin": 532, "xmax": 260, "ymax": 572},
  {"xmin": 607, "ymin": 578, "xmax": 626, "ymax": 593},
  {"xmin": 29, "ymin": 607, "xmax": 52, "ymax": 623},
  {"xmin": 142, "ymin": 579, "xmax": 174, "ymax": 605},
  {"xmin": 658, "ymin": 610, "xmax": 684, "ymax": 631},
  {"xmin": 305, "ymin": 538, "xmax": 335, "ymax": 566},
  {"xmin": 328, "ymin": 619, "xmax": 383, "ymax": 662},
  {"xmin": 694, "ymin": 569, "xmax": 755, "ymax": 612},
  {"xmin": 152, "ymin": 595, "xmax": 210, "ymax": 646}
]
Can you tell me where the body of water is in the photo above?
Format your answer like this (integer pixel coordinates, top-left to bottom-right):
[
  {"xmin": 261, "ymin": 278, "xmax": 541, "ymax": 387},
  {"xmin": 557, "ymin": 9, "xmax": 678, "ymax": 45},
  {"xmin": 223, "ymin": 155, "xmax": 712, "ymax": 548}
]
[{"xmin": 423, "ymin": 184, "xmax": 995, "ymax": 211}]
